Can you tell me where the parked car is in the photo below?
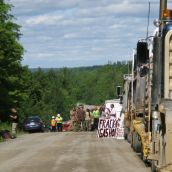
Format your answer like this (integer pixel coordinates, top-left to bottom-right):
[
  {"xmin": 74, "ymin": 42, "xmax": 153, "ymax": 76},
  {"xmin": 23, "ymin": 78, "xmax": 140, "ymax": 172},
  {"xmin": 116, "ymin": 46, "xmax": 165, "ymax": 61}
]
[{"xmin": 23, "ymin": 116, "xmax": 45, "ymax": 132}]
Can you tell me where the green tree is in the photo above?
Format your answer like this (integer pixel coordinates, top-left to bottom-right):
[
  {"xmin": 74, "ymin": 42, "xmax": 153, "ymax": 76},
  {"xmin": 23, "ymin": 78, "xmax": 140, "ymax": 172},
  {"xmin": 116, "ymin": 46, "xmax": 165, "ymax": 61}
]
[
  {"xmin": 19, "ymin": 63, "xmax": 128, "ymax": 123},
  {"xmin": 0, "ymin": 0, "xmax": 26, "ymax": 121}
]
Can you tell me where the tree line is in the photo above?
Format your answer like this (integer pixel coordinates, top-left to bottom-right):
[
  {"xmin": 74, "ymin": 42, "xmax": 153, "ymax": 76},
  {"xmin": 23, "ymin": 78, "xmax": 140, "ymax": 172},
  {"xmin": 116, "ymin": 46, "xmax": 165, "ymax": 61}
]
[{"xmin": 0, "ymin": 0, "xmax": 129, "ymax": 126}]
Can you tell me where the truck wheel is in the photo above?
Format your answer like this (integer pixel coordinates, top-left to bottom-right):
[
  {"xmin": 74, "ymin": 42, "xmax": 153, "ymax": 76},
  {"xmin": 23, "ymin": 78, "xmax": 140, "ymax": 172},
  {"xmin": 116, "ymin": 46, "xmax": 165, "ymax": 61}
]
[
  {"xmin": 127, "ymin": 130, "xmax": 131, "ymax": 143},
  {"xmin": 133, "ymin": 132, "xmax": 141, "ymax": 153},
  {"xmin": 131, "ymin": 131, "xmax": 137, "ymax": 150},
  {"xmin": 124, "ymin": 127, "xmax": 128, "ymax": 140},
  {"xmin": 151, "ymin": 160, "xmax": 157, "ymax": 172},
  {"xmin": 135, "ymin": 134, "xmax": 141, "ymax": 153},
  {"xmin": 131, "ymin": 132, "xmax": 134, "ymax": 149},
  {"xmin": 140, "ymin": 143, "xmax": 143, "ymax": 160}
]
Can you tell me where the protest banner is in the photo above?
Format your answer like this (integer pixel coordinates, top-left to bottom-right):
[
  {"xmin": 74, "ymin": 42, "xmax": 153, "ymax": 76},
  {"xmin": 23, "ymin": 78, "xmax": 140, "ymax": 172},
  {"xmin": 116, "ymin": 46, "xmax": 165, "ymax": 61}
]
[
  {"xmin": 97, "ymin": 116, "xmax": 124, "ymax": 139},
  {"xmin": 97, "ymin": 99, "xmax": 124, "ymax": 139}
]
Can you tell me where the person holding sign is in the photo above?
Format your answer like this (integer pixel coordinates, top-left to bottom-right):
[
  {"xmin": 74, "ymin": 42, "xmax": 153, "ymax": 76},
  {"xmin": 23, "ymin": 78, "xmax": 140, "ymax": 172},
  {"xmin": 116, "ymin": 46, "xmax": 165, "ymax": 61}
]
[{"xmin": 109, "ymin": 104, "xmax": 116, "ymax": 117}]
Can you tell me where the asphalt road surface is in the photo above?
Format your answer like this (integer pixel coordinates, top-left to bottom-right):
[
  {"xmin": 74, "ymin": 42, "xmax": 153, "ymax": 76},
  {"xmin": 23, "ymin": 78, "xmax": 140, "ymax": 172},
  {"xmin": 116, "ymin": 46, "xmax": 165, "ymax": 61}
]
[{"xmin": 0, "ymin": 132, "xmax": 150, "ymax": 172}]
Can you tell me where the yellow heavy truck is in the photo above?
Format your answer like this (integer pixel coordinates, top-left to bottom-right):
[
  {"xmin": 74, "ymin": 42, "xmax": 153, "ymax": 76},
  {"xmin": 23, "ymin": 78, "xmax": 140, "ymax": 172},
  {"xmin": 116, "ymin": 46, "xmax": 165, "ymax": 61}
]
[{"xmin": 123, "ymin": 1, "xmax": 172, "ymax": 171}]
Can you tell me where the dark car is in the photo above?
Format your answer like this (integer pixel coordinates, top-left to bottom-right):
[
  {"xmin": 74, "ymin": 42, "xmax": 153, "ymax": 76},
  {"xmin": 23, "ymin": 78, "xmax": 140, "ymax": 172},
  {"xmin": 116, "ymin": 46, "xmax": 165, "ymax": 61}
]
[{"xmin": 23, "ymin": 116, "xmax": 45, "ymax": 132}]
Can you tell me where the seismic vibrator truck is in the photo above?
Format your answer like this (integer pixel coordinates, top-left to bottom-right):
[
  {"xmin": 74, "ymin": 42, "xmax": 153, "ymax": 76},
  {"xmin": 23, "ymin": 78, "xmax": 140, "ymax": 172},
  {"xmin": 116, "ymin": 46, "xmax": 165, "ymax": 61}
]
[{"xmin": 122, "ymin": 0, "xmax": 172, "ymax": 171}]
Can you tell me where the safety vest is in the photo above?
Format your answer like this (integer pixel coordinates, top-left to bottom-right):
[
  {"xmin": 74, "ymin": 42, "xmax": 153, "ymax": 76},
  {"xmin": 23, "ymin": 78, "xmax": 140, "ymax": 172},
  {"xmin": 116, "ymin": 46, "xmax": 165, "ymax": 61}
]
[
  {"xmin": 56, "ymin": 117, "xmax": 62, "ymax": 123},
  {"xmin": 94, "ymin": 110, "xmax": 100, "ymax": 118},
  {"xmin": 51, "ymin": 119, "xmax": 56, "ymax": 127}
]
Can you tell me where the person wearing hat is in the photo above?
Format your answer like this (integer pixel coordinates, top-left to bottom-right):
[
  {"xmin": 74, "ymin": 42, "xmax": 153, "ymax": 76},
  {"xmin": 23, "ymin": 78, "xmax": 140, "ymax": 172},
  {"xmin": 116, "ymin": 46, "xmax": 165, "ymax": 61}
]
[
  {"xmin": 10, "ymin": 108, "xmax": 18, "ymax": 138},
  {"xmin": 51, "ymin": 116, "xmax": 56, "ymax": 132},
  {"xmin": 56, "ymin": 114, "xmax": 63, "ymax": 132}
]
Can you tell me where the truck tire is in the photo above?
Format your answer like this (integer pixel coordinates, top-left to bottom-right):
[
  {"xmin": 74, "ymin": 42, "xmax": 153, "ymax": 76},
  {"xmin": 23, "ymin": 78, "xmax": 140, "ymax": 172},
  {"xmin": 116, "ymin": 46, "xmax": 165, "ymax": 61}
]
[
  {"xmin": 127, "ymin": 130, "xmax": 131, "ymax": 143},
  {"xmin": 135, "ymin": 133, "xmax": 141, "ymax": 153},
  {"xmin": 132, "ymin": 132, "xmax": 141, "ymax": 153},
  {"xmin": 131, "ymin": 131, "xmax": 136, "ymax": 150},
  {"xmin": 124, "ymin": 127, "xmax": 128, "ymax": 140},
  {"xmin": 151, "ymin": 160, "xmax": 157, "ymax": 172},
  {"xmin": 131, "ymin": 132, "xmax": 134, "ymax": 149}
]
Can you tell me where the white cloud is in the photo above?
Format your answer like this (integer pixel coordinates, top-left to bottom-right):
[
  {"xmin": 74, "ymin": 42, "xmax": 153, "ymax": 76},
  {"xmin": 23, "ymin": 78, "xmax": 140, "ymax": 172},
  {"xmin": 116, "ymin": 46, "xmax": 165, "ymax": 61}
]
[
  {"xmin": 77, "ymin": 0, "xmax": 159, "ymax": 18},
  {"xmin": 7, "ymin": 0, "xmax": 163, "ymax": 68},
  {"xmin": 26, "ymin": 15, "xmax": 63, "ymax": 26},
  {"xmin": 110, "ymin": 24, "xmax": 123, "ymax": 30},
  {"xmin": 64, "ymin": 33, "xmax": 78, "ymax": 39}
]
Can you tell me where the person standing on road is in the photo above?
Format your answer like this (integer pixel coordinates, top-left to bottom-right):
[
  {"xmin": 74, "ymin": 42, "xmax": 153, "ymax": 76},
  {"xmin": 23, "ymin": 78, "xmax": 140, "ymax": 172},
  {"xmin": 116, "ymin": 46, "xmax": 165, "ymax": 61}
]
[
  {"xmin": 10, "ymin": 108, "xmax": 18, "ymax": 138},
  {"xmin": 56, "ymin": 114, "xmax": 63, "ymax": 132},
  {"xmin": 51, "ymin": 116, "xmax": 56, "ymax": 132},
  {"xmin": 93, "ymin": 107, "xmax": 100, "ymax": 130},
  {"xmin": 90, "ymin": 109, "xmax": 95, "ymax": 131},
  {"xmin": 84, "ymin": 109, "xmax": 91, "ymax": 131},
  {"xmin": 70, "ymin": 107, "xmax": 79, "ymax": 131},
  {"xmin": 76, "ymin": 106, "xmax": 85, "ymax": 131}
]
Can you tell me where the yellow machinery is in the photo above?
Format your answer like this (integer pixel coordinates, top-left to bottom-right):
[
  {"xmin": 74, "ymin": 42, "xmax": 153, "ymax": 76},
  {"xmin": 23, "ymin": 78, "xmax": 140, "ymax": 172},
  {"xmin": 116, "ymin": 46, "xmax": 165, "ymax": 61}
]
[{"xmin": 122, "ymin": 1, "xmax": 172, "ymax": 171}]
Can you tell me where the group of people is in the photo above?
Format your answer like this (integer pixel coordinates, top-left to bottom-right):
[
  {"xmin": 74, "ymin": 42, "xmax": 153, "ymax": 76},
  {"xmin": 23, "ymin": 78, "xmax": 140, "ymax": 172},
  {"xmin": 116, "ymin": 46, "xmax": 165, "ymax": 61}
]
[
  {"xmin": 70, "ymin": 104, "xmax": 116, "ymax": 131},
  {"xmin": 50, "ymin": 114, "xmax": 63, "ymax": 132},
  {"xmin": 9, "ymin": 107, "xmax": 63, "ymax": 139},
  {"xmin": 8, "ymin": 104, "xmax": 117, "ymax": 138}
]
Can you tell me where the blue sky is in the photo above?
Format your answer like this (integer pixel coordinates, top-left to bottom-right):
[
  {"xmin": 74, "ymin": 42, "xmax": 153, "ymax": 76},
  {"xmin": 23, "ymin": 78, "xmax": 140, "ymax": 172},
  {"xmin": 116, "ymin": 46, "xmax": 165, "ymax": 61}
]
[{"xmin": 8, "ymin": 0, "xmax": 162, "ymax": 68}]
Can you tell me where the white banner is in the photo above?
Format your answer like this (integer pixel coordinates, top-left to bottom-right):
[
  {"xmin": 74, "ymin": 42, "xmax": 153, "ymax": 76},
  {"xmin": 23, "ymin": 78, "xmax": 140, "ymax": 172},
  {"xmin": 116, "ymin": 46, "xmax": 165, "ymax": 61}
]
[{"xmin": 97, "ymin": 116, "xmax": 124, "ymax": 139}]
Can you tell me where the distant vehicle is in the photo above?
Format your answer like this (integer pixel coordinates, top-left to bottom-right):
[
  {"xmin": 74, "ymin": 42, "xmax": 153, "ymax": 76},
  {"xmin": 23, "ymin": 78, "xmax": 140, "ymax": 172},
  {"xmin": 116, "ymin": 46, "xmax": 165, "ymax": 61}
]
[{"xmin": 23, "ymin": 116, "xmax": 45, "ymax": 132}]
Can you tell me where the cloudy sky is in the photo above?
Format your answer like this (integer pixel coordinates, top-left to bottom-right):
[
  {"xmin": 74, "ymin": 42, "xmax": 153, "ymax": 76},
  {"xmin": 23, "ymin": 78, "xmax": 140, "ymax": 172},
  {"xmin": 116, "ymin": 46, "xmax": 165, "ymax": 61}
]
[{"xmin": 7, "ymin": 0, "xmax": 167, "ymax": 68}]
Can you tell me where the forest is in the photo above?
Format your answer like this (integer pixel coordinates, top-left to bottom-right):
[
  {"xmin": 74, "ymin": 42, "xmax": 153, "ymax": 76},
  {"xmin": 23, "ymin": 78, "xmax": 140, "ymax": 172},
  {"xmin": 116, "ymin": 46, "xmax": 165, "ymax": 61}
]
[{"xmin": 0, "ymin": 0, "xmax": 130, "ymax": 125}]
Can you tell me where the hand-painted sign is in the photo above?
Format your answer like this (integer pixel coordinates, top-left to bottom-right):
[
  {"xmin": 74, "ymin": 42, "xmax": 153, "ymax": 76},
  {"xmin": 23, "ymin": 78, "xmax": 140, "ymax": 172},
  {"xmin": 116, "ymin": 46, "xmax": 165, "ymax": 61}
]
[
  {"xmin": 97, "ymin": 99, "xmax": 124, "ymax": 139},
  {"xmin": 97, "ymin": 116, "xmax": 124, "ymax": 139}
]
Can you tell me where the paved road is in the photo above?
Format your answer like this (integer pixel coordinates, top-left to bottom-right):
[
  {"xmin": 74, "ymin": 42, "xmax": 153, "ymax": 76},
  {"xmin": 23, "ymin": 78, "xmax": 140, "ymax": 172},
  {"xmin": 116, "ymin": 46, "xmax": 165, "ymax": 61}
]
[{"xmin": 0, "ymin": 132, "xmax": 150, "ymax": 172}]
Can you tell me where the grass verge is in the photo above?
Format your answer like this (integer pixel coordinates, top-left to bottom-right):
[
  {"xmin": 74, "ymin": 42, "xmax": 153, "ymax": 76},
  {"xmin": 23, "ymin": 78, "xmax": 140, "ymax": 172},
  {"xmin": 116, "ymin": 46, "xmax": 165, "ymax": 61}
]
[{"xmin": 0, "ymin": 122, "xmax": 24, "ymax": 142}]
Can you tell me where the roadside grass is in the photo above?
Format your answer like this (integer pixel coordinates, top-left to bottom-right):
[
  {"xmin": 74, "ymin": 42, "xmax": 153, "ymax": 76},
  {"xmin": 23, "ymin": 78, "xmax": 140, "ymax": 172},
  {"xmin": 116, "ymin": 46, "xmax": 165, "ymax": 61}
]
[
  {"xmin": 0, "ymin": 122, "xmax": 25, "ymax": 142},
  {"xmin": 0, "ymin": 122, "xmax": 11, "ymax": 142},
  {"xmin": 0, "ymin": 122, "xmax": 11, "ymax": 131}
]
